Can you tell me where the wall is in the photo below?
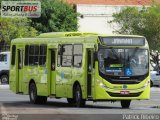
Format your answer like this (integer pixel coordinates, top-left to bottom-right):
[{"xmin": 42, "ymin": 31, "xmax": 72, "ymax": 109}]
[{"xmin": 77, "ymin": 4, "xmax": 142, "ymax": 34}]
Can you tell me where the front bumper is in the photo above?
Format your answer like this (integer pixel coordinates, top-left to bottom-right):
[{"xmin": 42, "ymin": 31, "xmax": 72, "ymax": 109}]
[{"xmin": 94, "ymin": 78, "xmax": 150, "ymax": 100}]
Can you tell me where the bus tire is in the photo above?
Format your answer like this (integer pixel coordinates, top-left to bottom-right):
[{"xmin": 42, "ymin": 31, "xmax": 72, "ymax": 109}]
[
  {"xmin": 29, "ymin": 82, "xmax": 47, "ymax": 104},
  {"xmin": 121, "ymin": 100, "xmax": 131, "ymax": 108},
  {"xmin": 74, "ymin": 85, "xmax": 86, "ymax": 107},
  {"xmin": 0, "ymin": 75, "xmax": 9, "ymax": 84},
  {"xmin": 150, "ymin": 80, "xmax": 153, "ymax": 87},
  {"xmin": 67, "ymin": 98, "xmax": 76, "ymax": 104}
]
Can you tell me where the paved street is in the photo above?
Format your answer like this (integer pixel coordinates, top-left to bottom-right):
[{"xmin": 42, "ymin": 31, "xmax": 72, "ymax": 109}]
[{"xmin": 0, "ymin": 85, "xmax": 160, "ymax": 120}]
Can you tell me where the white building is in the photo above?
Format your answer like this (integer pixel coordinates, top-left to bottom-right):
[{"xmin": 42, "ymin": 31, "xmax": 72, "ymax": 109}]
[{"xmin": 66, "ymin": 0, "xmax": 155, "ymax": 34}]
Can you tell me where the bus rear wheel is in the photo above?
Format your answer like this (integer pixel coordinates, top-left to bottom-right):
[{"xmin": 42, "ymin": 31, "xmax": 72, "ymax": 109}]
[
  {"xmin": 74, "ymin": 85, "xmax": 86, "ymax": 107},
  {"xmin": 121, "ymin": 100, "xmax": 131, "ymax": 108},
  {"xmin": 29, "ymin": 82, "xmax": 47, "ymax": 104}
]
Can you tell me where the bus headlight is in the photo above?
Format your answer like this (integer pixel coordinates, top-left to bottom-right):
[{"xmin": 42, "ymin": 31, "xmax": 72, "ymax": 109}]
[
  {"xmin": 96, "ymin": 79, "xmax": 106, "ymax": 88},
  {"xmin": 144, "ymin": 80, "xmax": 150, "ymax": 87}
]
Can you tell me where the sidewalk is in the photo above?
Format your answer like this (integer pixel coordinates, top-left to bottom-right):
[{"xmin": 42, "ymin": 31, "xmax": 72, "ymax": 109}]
[{"xmin": 0, "ymin": 85, "xmax": 9, "ymax": 89}]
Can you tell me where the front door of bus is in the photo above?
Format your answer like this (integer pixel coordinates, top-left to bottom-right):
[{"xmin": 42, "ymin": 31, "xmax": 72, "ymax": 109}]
[
  {"xmin": 18, "ymin": 49, "xmax": 23, "ymax": 92},
  {"xmin": 87, "ymin": 49, "xmax": 93, "ymax": 97},
  {"xmin": 50, "ymin": 50, "xmax": 56, "ymax": 95}
]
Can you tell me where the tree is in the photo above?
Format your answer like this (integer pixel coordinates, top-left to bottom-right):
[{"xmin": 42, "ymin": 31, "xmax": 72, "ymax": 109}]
[
  {"xmin": 0, "ymin": 17, "xmax": 38, "ymax": 44},
  {"xmin": 109, "ymin": 3, "xmax": 160, "ymax": 51},
  {"xmin": 30, "ymin": 0, "xmax": 78, "ymax": 33}
]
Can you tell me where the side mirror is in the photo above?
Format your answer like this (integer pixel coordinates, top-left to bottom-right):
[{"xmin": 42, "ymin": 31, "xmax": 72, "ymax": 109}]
[{"xmin": 94, "ymin": 52, "xmax": 98, "ymax": 61}]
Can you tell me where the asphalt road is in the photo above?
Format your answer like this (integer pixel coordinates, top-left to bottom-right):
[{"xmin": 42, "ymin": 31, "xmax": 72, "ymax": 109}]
[{"xmin": 0, "ymin": 85, "xmax": 160, "ymax": 120}]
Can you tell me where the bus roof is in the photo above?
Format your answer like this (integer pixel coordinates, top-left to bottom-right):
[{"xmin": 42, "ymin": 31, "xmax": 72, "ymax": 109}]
[
  {"xmin": 37, "ymin": 32, "xmax": 98, "ymax": 38},
  {"xmin": 37, "ymin": 32, "xmax": 144, "ymax": 38},
  {"xmin": 11, "ymin": 32, "xmax": 146, "ymax": 44}
]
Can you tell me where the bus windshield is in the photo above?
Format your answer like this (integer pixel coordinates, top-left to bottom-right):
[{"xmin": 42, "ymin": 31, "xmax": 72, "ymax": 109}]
[{"xmin": 98, "ymin": 48, "xmax": 149, "ymax": 76}]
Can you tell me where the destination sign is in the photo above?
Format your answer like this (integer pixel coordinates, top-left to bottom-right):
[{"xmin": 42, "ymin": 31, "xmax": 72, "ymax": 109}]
[{"xmin": 99, "ymin": 37, "xmax": 145, "ymax": 46}]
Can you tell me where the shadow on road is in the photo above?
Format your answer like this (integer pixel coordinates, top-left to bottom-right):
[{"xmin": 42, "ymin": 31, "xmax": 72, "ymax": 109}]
[{"xmin": 1, "ymin": 100, "xmax": 121, "ymax": 109}]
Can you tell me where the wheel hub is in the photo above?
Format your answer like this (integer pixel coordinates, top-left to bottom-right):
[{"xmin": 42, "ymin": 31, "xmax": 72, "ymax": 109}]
[{"xmin": 1, "ymin": 77, "xmax": 7, "ymax": 83}]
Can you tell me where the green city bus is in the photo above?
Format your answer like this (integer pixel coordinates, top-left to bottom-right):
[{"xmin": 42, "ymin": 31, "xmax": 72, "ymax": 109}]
[{"xmin": 9, "ymin": 32, "xmax": 150, "ymax": 108}]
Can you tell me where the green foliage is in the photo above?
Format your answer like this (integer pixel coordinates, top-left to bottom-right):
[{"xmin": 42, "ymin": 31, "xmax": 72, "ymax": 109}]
[
  {"xmin": 110, "ymin": 4, "xmax": 160, "ymax": 51},
  {"xmin": 0, "ymin": 0, "xmax": 77, "ymax": 45},
  {"xmin": 31, "ymin": 0, "xmax": 78, "ymax": 33},
  {"xmin": 0, "ymin": 17, "xmax": 38, "ymax": 44}
]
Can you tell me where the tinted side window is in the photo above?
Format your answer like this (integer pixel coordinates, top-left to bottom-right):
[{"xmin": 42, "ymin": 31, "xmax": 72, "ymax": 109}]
[
  {"xmin": 57, "ymin": 45, "xmax": 62, "ymax": 66},
  {"xmin": 73, "ymin": 45, "xmax": 82, "ymax": 67},
  {"xmin": 29, "ymin": 45, "xmax": 34, "ymax": 65},
  {"xmin": 11, "ymin": 45, "xmax": 16, "ymax": 65},
  {"xmin": 39, "ymin": 45, "xmax": 47, "ymax": 66},
  {"xmin": 25, "ymin": 45, "xmax": 47, "ymax": 66},
  {"xmin": 34, "ymin": 45, "xmax": 39, "ymax": 65},
  {"xmin": 61, "ymin": 45, "xmax": 72, "ymax": 67},
  {"xmin": 25, "ymin": 45, "xmax": 29, "ymax": 65}
]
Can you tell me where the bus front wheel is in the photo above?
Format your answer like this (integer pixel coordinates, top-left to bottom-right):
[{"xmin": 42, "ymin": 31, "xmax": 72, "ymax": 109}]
[
  {"xmin": 121, "ymin": 100, "xmax": 131, "ymax": 108},
  {"xmin": 74, "ymin": 85, "xmax": 86, "ymax": 107},
  {"xmin": 29, "ymin": 82, "xmax": 47, "ymax": 104},
  {"xmin": 150, "ymin": 80, "xmax": 153, "ymax": 87}
]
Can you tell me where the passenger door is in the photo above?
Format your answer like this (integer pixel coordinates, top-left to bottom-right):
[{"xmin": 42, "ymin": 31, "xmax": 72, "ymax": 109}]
[
  {"xmin": 56, "ymin": 44, "xmax": 72, "ymax": 97},
  {"xmin": 50, "ymin": 49, "xmax": 56, "ymax": 95},
  {"xmin": 87, "ymin": 49, "xmax": 93, "ymax": 97},
  {"xmin": 85, "ymin": 43, "xmax": 95, "ymax": 98},
  {"xmin": 48, "ymin": 44, "xmax": 58, "ymax": 96},
  {"xmin": 18, "ymin": 49, "xmax": 24, "ymax": 92}
]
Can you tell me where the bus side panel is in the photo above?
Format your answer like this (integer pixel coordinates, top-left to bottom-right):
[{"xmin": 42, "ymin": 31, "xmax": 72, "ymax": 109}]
[
  {"xmin": 22, "ymin": 66, "xmax": 46, "ymax": 95},
  {"xmin": 9, "ymin": 65, "xmax": 17, "ymax": 93},
  {"xmin": 22, "ymin": 66, "xmax": 48, "ymax": 96},
  {"xmin": 66, "ymin": 67, "xmax": 84, "ymax": 98},
  {"xmin": 65, "ymin": 48, "xmax": 88, "ymax": 99},
  {"xmin": 62, "ymin": 67, "xmax": 72, "ymax": 98},
  {"xmin": 56, "ymin": 67, "xmax": 75, "ymax": 98},
  {"xmin": 22, "ymin": 66, "xmax": 29, "ymax": 94},
  {"xmin": 37, "ymin": 67, "xmax": 48, "ymax": 96}
]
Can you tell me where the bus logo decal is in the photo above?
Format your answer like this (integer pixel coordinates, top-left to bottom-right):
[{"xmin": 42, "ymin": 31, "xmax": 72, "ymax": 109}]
[
  {"xmin": 61, "ymin": 72, "xmax": 64, "ymax": 80},
  {"xmin": 123, "ymin": 85, "xmax": 127, "ymax": 89},
  {"xmin": 125, "ymin": 68, "xmax": 132, "ymax": 76},
  {"xmin": 44, "ymin": 68, "xmax": 48, "ymax": 74}
]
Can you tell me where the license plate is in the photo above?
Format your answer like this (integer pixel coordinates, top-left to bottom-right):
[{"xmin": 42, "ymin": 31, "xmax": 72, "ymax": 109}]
[{"xmin": 120, "ymin": 91, "xmax": 129, "ymax": 95}]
